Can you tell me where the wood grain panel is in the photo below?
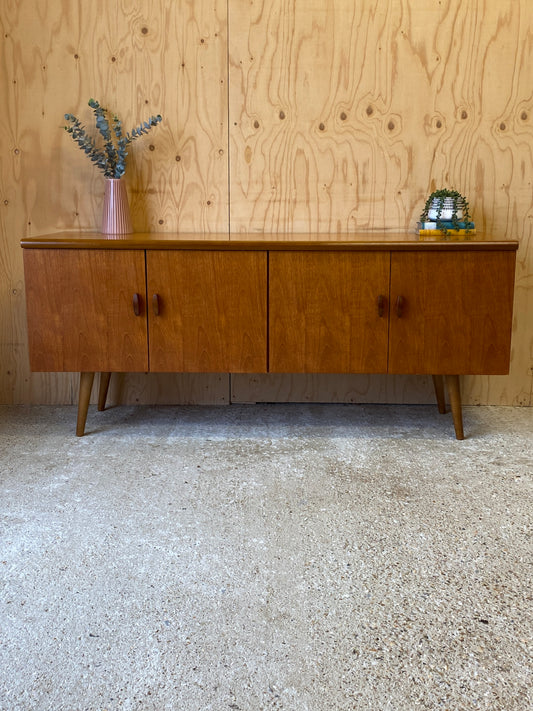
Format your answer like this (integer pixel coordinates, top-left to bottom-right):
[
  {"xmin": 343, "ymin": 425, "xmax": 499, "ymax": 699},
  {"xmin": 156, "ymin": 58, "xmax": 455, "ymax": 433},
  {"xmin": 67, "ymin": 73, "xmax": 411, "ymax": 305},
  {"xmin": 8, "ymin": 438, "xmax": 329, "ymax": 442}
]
[
  {"xmin": 105, "ymin": 373, "xmax": 230, "ymax": 406},
  {"xmin": 228, "ymin": 1, "xmax": 533, "ymax": 238},
  {"xmin": 227, "ymin": 0, "xmax": 432, "ymax": 233},
  {"xmin": 24, "ymin": 249, "xmax": 148, "ymax": 372},
  {"xmin": 388, "ymin": 251, "xmax": 516, "ymax": 375},
  {"xmin": 147, "ymin": 250, "xmax": 267, "ymax": 372},
  {"xmin": 231, "ymin": 373, "xmax": 437, "ymax": 405},
  {"xmin": 269, "ymin": 251, "xmax": 389, "ymax": 373}
]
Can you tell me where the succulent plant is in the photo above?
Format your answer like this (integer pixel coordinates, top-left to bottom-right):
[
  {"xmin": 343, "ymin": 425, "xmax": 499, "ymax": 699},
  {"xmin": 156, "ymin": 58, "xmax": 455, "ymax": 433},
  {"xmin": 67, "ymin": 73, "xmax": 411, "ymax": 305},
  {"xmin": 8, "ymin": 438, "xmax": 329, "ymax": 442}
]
[
  {"xmin": 64, "ymin": 98, "xmax": 162, "ymax": 179},
  {"xmin": 419, "ymin": 188, "xmax": 473, "ymax": 234}
]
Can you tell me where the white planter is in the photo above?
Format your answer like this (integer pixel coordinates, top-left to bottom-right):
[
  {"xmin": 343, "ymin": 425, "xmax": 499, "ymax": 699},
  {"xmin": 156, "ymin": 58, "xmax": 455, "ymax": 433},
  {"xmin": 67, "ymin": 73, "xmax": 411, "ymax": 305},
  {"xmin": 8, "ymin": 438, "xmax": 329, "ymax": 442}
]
[{"xmin": 427, "ymin": 197, "xmax": 464, "ymax": 221}]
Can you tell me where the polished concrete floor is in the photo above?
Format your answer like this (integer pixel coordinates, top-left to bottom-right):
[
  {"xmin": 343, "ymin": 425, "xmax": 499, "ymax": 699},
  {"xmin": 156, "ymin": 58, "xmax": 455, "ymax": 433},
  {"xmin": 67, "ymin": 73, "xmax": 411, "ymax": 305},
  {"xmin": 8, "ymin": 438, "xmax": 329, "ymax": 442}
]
[{"xmin": 0, "ymin": 404, "xmax": 532, "ymax": 710}]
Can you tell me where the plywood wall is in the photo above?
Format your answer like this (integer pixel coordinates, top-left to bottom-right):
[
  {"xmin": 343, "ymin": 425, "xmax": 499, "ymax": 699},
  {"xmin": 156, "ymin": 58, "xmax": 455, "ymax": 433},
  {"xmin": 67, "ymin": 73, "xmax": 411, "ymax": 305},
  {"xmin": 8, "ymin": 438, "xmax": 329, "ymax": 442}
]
[{"xmin": 1, "ymin": 0, "xmax": 532, "ymax": 407}]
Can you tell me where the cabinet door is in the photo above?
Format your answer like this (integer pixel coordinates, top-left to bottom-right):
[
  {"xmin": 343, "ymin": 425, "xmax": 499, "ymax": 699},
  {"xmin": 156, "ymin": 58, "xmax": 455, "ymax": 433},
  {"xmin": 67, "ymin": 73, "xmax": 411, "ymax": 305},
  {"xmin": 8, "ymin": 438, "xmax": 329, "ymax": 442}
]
[
  {"xmin": 388, "ymin": 251, "xmax": 516, "ymax": 374},
  {"xmin": 269, "ymin": 251, "xmax": 390, "ymax": 373},
  {"xmin": 24, "ymin": 249, "xmax": 148, "ymax": 372},
  {"xmin": 147, "ymin": 251, "xmax": 267, "ymax": 372}
]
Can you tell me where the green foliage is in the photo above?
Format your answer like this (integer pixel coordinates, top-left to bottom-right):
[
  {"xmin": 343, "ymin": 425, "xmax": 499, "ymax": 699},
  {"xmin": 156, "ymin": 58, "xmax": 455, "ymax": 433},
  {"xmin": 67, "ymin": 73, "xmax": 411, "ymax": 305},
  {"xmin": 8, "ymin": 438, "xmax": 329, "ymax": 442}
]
[
  {"xmin": 64, "ymin": 99, "xmax": 162, "ymax": 179},
  {"xmin": 419, "ymin": 188, "xmax": 473, "ymax": 235}
]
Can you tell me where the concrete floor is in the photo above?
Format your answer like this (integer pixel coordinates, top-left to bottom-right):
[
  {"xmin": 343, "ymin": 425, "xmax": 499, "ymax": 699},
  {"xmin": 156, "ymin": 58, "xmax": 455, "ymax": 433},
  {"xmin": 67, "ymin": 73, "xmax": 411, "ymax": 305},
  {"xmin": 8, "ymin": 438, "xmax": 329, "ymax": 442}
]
[{"xmin": 0, "ymin": 404, "xmax": 532, "ymax": 710}]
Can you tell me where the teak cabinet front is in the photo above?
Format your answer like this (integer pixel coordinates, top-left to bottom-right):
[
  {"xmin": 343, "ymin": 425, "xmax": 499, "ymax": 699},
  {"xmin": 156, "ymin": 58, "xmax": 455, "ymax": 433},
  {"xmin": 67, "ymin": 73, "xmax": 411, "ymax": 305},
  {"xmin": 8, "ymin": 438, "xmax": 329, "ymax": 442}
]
[
  {"xmin": 388, "ymin": 251, "xmax": 516, "ymax": 375},
  {"xmin": 269, "ymin": 251, "xmax": 390, "ymax": 373},
  {"xmin": 24, "ymin": 248, "xmax": 267, "ymax": 375},
  {"xmin": 22, "ymin": 235, "xmax": 517, "ymax": 438},
  {"xmin": 269, "ymin": 250, "xmax": 515, "ymax": 377},
  {"xmin": 24, "ymin": 249, "xmax": 148, "ymax": 372},
  {"xmin": 146, "ymin": 251, "xmax": 267, "ymax": 373}
]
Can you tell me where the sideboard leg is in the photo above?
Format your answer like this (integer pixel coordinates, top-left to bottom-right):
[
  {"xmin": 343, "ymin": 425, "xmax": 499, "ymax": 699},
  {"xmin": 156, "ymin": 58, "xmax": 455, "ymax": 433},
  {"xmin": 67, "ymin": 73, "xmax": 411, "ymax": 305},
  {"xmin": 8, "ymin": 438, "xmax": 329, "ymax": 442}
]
[
  {"xmin": 432, "ymin": 375, "xmax": 446, "ymax": 414},
  {"xmin": 445, "ymin": 375, "xmax": 464, "ymax": 440},
  {"xmin": 76, "ymin": 372, "xmax": 95, "ymax": 437},
  {"xmin": 98, "ymin": 372, "xmax": 112, "ymax": 411}
]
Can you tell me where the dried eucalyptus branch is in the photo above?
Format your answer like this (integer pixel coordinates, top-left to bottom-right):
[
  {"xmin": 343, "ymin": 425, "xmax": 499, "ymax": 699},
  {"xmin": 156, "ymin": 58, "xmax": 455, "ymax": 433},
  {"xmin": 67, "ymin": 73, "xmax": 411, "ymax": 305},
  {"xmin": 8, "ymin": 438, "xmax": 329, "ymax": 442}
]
[{"xmin": 64, "ymin": 98, "xmax": 162, "ymax": 179}]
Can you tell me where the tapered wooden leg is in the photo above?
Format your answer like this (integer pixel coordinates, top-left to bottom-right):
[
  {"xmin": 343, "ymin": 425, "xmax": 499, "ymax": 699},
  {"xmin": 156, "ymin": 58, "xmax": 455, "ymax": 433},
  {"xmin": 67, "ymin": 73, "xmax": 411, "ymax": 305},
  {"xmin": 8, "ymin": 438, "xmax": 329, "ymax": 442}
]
[
  {"xmin": 76, "ymin": 372, "xmax": 95, "ymax": 437},
  {"xmin": 445, "ymin": 375, "xmax": 464, "ymax": 440},
  {"xmin": 432, "ymin": 375, "xmax": 446, "ymax": 414},
  {"xmin": 98, "ymin": 372, "xmax": 112, "ymax": 411}
]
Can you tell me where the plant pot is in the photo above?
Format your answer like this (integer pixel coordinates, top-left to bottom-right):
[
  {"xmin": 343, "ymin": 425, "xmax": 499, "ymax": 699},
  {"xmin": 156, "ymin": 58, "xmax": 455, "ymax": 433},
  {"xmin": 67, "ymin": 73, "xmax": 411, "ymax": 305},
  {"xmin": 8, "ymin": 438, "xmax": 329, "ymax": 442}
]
[
  {"xmin": 101, "ymin": 178, "xmax": 133, "ymax": 234},
  {"xmin": 427, "ymin": 197, "xmax": 464, "ymax": 221}
]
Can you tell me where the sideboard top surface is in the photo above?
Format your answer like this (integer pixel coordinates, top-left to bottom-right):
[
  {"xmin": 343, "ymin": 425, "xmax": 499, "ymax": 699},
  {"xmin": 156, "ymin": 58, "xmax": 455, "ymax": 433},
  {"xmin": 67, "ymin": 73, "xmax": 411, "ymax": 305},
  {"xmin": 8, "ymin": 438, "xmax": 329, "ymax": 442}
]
[{"xmin": 21, "ymin": 231, "xmax": 519, "ymax": 252}]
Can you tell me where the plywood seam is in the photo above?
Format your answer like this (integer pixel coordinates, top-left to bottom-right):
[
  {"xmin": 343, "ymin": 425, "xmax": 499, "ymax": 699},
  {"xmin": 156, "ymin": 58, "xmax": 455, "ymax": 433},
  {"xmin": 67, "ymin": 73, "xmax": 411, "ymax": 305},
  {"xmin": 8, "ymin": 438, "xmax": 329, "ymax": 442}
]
[{"xmin": 226, "ymin": 0, "xmax": 232, "ymax": 239}]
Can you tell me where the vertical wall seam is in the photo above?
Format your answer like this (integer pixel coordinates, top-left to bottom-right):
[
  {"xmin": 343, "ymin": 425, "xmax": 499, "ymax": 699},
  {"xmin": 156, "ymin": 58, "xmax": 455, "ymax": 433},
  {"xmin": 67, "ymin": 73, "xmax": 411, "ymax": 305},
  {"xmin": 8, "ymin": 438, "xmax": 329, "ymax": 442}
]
[
  {"xmin": 226, "ymin": 0, "xmax": 231, "ymax": 239},
  {"xmin": 227, "ymin": 0, "xmax": 232, "ymax": 402}
]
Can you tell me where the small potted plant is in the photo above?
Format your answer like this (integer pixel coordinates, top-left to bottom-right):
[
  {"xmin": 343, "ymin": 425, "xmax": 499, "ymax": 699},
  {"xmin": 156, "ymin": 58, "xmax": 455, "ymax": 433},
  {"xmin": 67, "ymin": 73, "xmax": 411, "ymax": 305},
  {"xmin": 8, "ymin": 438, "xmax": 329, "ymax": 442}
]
[
  {"xmin": 419, "ymin": 188, "xmax": 474, "ymax": 236},
  {"xmin": 64, "ymin": 99, "xmax": 162, "ymax": 233}
]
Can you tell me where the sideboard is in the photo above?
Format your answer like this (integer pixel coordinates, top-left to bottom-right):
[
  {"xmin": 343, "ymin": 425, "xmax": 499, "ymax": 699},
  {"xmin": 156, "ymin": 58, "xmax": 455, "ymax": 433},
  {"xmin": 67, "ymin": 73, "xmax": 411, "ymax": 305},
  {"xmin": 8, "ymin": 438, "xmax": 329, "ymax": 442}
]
[{"xmin": 21, "ymin": 232, "xmax": 518, "ymax": 438}]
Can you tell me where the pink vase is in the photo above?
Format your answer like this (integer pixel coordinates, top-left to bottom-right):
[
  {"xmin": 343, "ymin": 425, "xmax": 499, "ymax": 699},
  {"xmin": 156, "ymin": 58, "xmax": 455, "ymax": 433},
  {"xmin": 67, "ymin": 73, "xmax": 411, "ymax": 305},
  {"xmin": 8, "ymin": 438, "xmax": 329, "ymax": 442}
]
[{"xmin": 101, "ymin": 178, "xmax": 133, "ymax": 234}]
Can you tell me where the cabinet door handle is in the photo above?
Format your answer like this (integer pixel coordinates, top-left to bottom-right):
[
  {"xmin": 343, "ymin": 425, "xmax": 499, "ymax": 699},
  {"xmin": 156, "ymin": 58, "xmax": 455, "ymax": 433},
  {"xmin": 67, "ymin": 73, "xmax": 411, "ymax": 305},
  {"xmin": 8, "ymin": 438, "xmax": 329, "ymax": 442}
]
[
  {"xmin": 377, "ymin": 294, "xmax": 385, "ymax": 318},
  {"xmin": 132, "ymin": 293, "xmax": 141, "ymax": 316},
  {"xmin": 395, "ymin": 295, "xmax": 405, "ymax": 318},
  {"xmin": 152, "ymin": 293, "xmax": 160, "ymax": 316}
]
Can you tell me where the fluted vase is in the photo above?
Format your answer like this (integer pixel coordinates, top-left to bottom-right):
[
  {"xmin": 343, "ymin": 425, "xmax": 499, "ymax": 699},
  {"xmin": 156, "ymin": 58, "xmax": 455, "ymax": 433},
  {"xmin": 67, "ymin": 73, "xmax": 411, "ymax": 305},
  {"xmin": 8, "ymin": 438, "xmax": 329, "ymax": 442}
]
[{"xmin": 101, "ymin": 178, "xmax": 133, "ymax": 234}]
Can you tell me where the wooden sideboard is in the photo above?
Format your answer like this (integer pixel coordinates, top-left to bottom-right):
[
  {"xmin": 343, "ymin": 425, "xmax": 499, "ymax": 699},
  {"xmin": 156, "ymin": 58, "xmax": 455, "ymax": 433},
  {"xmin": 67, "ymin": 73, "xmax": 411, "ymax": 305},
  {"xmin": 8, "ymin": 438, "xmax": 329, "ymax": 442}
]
[{"xmin": 21, "ymin": 232, "xmax": 518, "ymax": 438}]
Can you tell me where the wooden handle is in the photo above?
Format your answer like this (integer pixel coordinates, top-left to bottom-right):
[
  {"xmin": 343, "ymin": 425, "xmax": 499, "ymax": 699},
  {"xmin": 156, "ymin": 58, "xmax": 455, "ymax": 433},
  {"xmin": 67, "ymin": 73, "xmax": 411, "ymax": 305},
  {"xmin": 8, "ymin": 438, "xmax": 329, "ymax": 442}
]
[
  {"xmin": 132, "ymin": 293, "xmax": 141, "ymax": 316},
  {"xmin": 152, "ymin": 293, "xmax": 160, "ymax": 316},
  {"xmin": 395, "ymin": 295, "xmax": 404, "ymax": 318},
  {"xmin": 377, "ymin": 294, "xmax": 385, "ymax": 318}
]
